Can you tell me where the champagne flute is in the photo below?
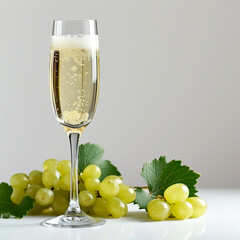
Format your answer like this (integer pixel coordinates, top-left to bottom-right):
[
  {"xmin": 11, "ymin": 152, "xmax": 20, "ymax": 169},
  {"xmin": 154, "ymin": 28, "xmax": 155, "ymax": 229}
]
[{"xmin": 42, "ymin": 19, "xmax": 105, "ymax": 228}]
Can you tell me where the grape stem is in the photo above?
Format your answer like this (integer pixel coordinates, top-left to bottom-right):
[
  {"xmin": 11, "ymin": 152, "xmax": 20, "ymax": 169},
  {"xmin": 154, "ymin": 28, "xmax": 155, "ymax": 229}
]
[
  {"xmin": 155, "ymin": 195, "xmax": 164, "ymax": 200},
  {"xmin": 66, "ymin": 133, "xmax": 81, "ymax": 214}
]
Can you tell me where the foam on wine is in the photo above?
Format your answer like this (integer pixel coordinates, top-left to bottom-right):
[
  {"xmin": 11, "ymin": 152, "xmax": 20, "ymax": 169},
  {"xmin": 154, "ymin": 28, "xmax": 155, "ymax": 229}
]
[{"xmin": 51, "ymin": 35, "xmax": 99, "ymax": 51}]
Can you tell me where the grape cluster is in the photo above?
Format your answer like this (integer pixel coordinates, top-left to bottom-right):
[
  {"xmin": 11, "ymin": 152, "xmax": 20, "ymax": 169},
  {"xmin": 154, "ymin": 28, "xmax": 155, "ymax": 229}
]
[
  {"xmin": 147, "ymin": 183, "xmax": 207, "ymax": 221},
  {"xmin": 9, "ymin": 159, "xmax": 136, "ymax": 218},
  {"xmin": 10, "ymin": 159, "xmax": 71, "ymax": 215},
  {"xmin": 79, "ymin": 164, "xmax": 136, "ymax": 218}
]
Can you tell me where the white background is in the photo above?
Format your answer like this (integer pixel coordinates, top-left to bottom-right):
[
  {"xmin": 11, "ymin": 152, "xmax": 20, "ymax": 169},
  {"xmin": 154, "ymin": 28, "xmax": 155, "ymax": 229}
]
[{"xmin": 0, "ymin": 0, "xmax": 239, "ymax": 188}]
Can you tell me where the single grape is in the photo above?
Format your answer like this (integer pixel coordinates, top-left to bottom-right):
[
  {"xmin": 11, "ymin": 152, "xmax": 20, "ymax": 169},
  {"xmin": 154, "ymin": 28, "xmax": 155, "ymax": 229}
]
[
  {"xmin": 58, "ymin": 173, "xmax": 70, "ymax": 191},
  {"xmin": 172, "ymin": 200, "xmax": 193, "ymax": 219},
  {"xmin": 92, "ymin": 198, "xmax": 109, "ymax": 217},
  {"xmin": 35, "ymin": 188, "xmax": 54, "ymax": 206},
  {"xmin": 105, "ymin": 175, "xmax": 123, "ymax": 185},
  {"xmin": 10, "ymin": 173, "xmax": 29, "ymax": 190},
  {"xmin": 81, "ymin": 165, "xmax": 101, "ymax": 181},
  {"xmin": 43, "ymin": 159, "xmax": 58, "ymax": 170},
  {"xmin": 85, "ymin": 178, "xmax": 100, "ymax": 191},
  {"xmin": 107, "ymin": 197, "xmax": 127, "ymax": 218},
  {"xmin": 57, "ymin": 160, "xmax": 71, "ymax": 175},
  {"xmin": 51, "ymin": 190, "xmax": 69, "ymax": 215},
  {"xmin": 54, "ymin": 189, "xmax": 69, "ymax": 199},
  {"xmin": 42, "ymin": 167, "xmax": 61, "ymax": 189},
  {"xmin": 99, "ymin": 178, "xmax": 119, "ymax": 199},
  {"xmin": 11, "ymin": 189, "xmax": 25, "ymax": 204},
  {"xmin": 79, "ymin": 190, "xmax": 96, "ymax": 206},
  {"xmin": 147, "ymin": 199, "xmax": 171, "ymax": 221},
  {"xmin": 26, "ymin": 185, "xmax": 42, "ymax": 199},
  {"xmin": 164, "ymin": 183, "xmax": 189, "ymax": 204},
  {"xmin": 187, "ymin": 197, "xmax": 207, "ymax": 218},
  {"xmin": 28, "ymin": 170, "xmax": 43, "ymax": 186},
  {"xmin": 28, "ymin": 202, "xmax": 45, "ymax": 215},
  {"xmin": 117, "ymin": 184, "xmax": 136, "ymax": 203}
]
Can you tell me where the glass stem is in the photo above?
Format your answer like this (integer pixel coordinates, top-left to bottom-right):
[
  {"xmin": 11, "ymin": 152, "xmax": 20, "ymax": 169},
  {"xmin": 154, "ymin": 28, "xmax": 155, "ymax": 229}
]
[{"xmin": 66, "ymin": 133, "xmax": 81, "ymax": 214}]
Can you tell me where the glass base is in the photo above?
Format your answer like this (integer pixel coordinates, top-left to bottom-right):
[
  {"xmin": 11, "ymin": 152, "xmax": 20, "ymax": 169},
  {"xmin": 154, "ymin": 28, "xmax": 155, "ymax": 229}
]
[{"xmin": 41, "ymin": 212, "xmax": 106, "ymax": 228}]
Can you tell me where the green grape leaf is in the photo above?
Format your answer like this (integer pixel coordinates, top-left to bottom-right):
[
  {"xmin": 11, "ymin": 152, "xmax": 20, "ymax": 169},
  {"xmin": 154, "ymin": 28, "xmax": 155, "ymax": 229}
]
[
  {"xmin": 134, "ymin": 157, "xmax": 200, "ymax": 210},
  {"xmin": 133, "ymin": 187, "xmax": 155, "ymax": 210},
  {"xmin": 78, "ymin": 143, "xmax": 104, "ymax": 171},
  {"xmin": 78, "ymin": 143, "xmax": 121, "ymax": 181},
  {"xmin": 0, "ymin": 182, "xmax": 34, "ymax": 218},
  {"xmin": 97, "ymin": 160, "xmax": 121, "ymax": 181}
]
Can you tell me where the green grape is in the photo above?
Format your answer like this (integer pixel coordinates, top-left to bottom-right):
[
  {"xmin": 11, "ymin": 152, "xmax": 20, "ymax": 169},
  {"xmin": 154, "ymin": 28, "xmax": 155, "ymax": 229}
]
[
  {"xmin": 107, "ymin": 197, "xmax": 127, "ymax": 218},
  {"xmin": 28, "ymin": 170, "xmax": 43, "ymax": 186},
  {"xmin": 42, "ymin": 167, "xmax": 61, "ymax": 189},
  {"xmin": 164, "ymin": 183, "xmax": 189, "ymax": 204},
  {"xmin": 117, "ymin": 184, "xmax": 136, "ymax": 203},
  {"xmin": 28, "ymin": 202, "xmax": 45, "ymax": 215},
  {"xmin": 147, "ymin": 199, "xmax": 171, "ymax": 221},
  {"xmin": 92, "ymin": 198, "xmax": 109, "ymax": 217},
  {"xmin": 81, "ymin": 165, "xmax": 101, "ymax": 181},
  {"xmin": 105, "ymin": 175, "xmax": 123, "ymax": 185},
  {"xmin": 11, "ymin": 189, "xmax": 25, "ymax": 204},
  {"xmin": 99, "ymin": 178, "xmax": 119, "ymax": 199},
  {"xmin": 54, "ymin": 189, "xmax": 69, "ymax": 199},
  {"xmin": 43, "ymin": 159, "xmax": 59, "ymax": 170},
  {"xmin": 79, "ymin": 190, "xmax": 96, "ymax": 206},
  {"xmin": 41, "ymin": 207, "xmax": 54, "ymax": 215},
  {"xmin": 57, "ymin": 160, "xmax": 71, "ymax": 175},
  {"xmin": 57, "ymin": 173, "xmax": 70, "ymax": 191},
  {"xmin": 78, "ymin": 175, "xmax": 86, "ymax": 191},
  {"xmin": 172, "ymin": 200, "xmax": 193, "ymax": 219},
  {"xmin": 10, "ymin": 173, "xmax": 29, "ymax": 190},
  {"xmin": 26, "ymin": 185, "xmax": 42, "ymax": 199},
  {"xmin": 81, "ymin": 206, "xmax": 92, "ymax": 214},
  {"xmin": 187, "ymin": 197, "xmax": 207, "ymax": 218},
  {"xmin": 35, "ymin": 188, "xmax": 54, "ymax": 206},
  {"xmin": 87, "ymin": 207, "xmax": 95, "ymax": 216},
  {"xmin": 85, "ymin": 178, "xmax": 100, "ymax": 191},
  {"xmin": 51, "ymin": 190, "xmax": 69, "ymax": 215}
]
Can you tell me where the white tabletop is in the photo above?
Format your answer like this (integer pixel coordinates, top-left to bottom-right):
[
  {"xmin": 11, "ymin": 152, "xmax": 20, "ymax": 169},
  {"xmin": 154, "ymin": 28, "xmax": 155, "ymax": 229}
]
[{"xmin": 0, "ymin": 189, "xmax": 239, "ymax": 240}]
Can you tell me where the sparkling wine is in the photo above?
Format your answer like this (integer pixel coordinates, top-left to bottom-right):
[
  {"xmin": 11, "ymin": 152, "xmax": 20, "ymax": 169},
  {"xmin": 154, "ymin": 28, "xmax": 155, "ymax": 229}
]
[{"xmin": 50, "ymin": 35, "xmax": 99, "ymax": 127}]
